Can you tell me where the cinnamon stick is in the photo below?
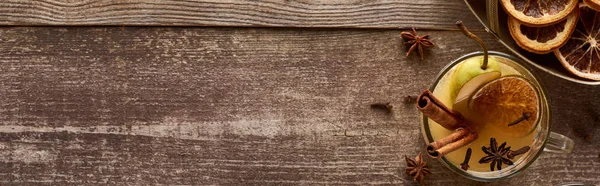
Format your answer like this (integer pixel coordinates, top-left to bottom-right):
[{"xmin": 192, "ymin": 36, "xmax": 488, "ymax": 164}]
[
  {"xmin": 417, "ymin": 89, "xmax": 478, "ymax": 159},
  {"xmin": 426, "ymin": 127, "xmax": 470, "ymax": 151},
  {"xmin": 417, "ymin": 90, "xmax": 464, "ymax": 130},
  {"xmin": 426, "ymin": 129, "xmax": 478, "ymax": 159}
]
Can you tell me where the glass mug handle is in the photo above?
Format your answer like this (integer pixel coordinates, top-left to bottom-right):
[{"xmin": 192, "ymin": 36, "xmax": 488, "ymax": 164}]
[{"xmin": 544, "ymin": 132, "xmax": 574, "ymax": 153}]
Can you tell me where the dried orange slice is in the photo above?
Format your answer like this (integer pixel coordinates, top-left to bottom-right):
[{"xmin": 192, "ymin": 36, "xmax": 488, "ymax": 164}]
[
  {"xmin": 500, "ymin": 0, "xmax": 578, "ymax": 26},
  {"xmin": 468, "ymin": 76, "xmax": 539, "ymax": 137},
  {"xmin": 508, "ymin": 6, "xmax": 578, "ymax": 54},
  {"xmin": 555, "ymin": 3, "xmax": 600, "ymax": 80},
  {"xmin": 584, "ymin": 0, "xmax": 600, "ymax": 11}
]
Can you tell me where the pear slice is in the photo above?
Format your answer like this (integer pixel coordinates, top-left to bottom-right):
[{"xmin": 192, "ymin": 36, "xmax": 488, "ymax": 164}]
[
  {"xmin": 449, "ymin": 56, "xmax": 501, "ymax": 101},
  {"xmin": 454, "ymin": 72, "xmax": 501, "ymax": 106},
  {"xmin": 452, "ymin": 71, "xmax": 501, "ymax": 130}
]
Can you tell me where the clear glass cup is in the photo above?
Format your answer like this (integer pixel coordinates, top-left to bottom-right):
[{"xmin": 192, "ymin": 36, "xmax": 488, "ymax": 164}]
[{"xmin": 420, "ymin": 51, "xmax": 574, "ymax": 182}]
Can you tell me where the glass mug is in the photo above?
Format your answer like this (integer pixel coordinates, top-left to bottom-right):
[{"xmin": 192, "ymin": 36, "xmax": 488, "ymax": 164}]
[{"xmin": 420, "ymin": 51, "xmax": 574, "ymax": 182}]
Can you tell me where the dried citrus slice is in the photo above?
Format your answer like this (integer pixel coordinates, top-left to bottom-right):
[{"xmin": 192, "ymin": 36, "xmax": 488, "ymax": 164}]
[
  {"xmin": 508, "ymin": 6, "xmax": 578, "ymax": 54},
  {"xmin": 555, "ymin": 3, "xmax": 600, "ymax": 80},
  {"xmin": 584, "ymin": 0, "xmax": 600, "ymax": 11},
  {"xmin": 469, "ymin": 76, "xmax": 539, "ymax": 137},
  {"xmin": 500, "ymin": 0, "xmax": 578, "ymax": 26}
]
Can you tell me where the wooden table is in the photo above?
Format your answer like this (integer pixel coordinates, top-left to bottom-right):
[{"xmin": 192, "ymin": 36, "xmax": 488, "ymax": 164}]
[{"xmin": 1, "ymin": 0, "xmax": 599, "ymax": 185}]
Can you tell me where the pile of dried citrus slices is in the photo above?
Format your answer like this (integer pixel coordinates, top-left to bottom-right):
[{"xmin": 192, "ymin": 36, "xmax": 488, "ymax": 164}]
[{"xmin": 502, "ymin": 0, "xmax": 600, "ymax": 80}]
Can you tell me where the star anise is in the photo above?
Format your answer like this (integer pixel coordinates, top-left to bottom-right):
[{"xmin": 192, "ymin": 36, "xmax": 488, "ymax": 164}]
[
  {"xmin": 478, "ymin": 138, "xmax": 513, "ymax": 171},
  {"xmin": 400, "ymin": 28, "xmax": 435, "ymax": 60},
  {"xmin": 405, "ymin": 152, "xmax": 431, "ymax": 185}
]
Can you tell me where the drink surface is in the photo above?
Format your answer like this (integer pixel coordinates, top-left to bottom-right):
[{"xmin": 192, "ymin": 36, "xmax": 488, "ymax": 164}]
[{"xmin": 428, "ymin": 56, "xmax": 538, "ymax": 172}]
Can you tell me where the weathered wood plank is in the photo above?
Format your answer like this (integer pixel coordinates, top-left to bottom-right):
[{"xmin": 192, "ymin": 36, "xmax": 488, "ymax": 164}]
[
  {"xmin": 0, "ymin": 27, "xmax": 599, "ymax": 185},
  {"xmin": 0, "ymin": 0, "xmax": 482, "ymax": 29}
]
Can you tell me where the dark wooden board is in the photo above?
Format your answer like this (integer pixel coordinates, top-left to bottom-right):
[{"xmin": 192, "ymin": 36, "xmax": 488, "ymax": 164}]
[
  {"xmin": 0, "ymin": 27, "xmax": 598, "ymax": 185},
  {"xmin": 0, "ymin": 0, "xmax": 482, "ymax": 29}
]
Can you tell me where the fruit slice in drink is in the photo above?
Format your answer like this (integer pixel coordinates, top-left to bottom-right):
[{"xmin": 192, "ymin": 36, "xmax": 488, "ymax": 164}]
[
  {"xmin": 452, "ymin": 71, "xmax": 501, "ymax": 131},
  {"xmin": 468, "ymin": 76, "xmax": 540, "ymax": 137}
]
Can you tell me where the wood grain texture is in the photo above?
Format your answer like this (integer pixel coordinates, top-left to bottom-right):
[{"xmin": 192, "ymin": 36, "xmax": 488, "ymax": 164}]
[
  {"xmin": 0, "ymin": 27, "xmax": 599, "ymax": 185},
  {"xmin": 0, "ymin": 0, "xmax": 482, "ymax": 29}
]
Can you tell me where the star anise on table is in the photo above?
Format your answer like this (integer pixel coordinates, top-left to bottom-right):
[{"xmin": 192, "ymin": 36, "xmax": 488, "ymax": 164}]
[
  {"xmin": 400, "ymin": 28, "xmax": 435, "ymax": 60},
  {"xmin": 405, "ymin": 152, "xmax": 431, "ymax": 185},
  {"xmin": 478, "ymin": 138, "xmax": 513, "ymax": 171}
]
